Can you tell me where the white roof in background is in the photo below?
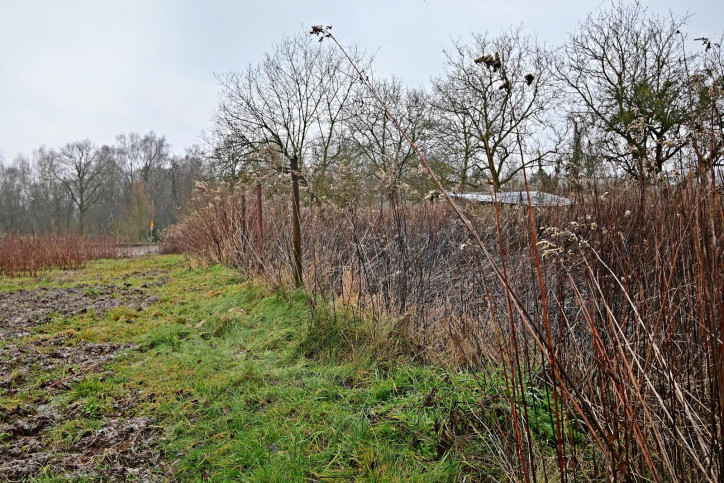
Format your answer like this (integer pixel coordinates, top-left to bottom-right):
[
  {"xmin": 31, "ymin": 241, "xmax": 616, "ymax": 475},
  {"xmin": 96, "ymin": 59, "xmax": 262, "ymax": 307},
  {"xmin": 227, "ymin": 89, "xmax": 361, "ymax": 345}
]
[{"xmin": 452, "ymin": 191, "xmax": 573, "ymax": 207}]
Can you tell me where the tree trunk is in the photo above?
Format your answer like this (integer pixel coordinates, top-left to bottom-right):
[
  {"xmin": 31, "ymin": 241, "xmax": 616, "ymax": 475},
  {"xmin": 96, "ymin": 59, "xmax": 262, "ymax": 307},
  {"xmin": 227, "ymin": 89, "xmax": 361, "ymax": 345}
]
[{"xmin": 290, "ymin": 155, "xmax": 303, "ymax": 288}]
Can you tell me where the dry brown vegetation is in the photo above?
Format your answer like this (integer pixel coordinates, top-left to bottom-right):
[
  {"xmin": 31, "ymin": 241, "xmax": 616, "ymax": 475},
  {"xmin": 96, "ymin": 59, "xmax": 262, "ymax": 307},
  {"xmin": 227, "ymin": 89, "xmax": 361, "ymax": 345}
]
[
  {"xmin": 165, "ymin": 171, "xmax": 723, "ymax": 481},
  {"xmin": 0, "ymin": 234, "xmax": 120, "ymax": 277},
  {"xmin": 161, "ymin": 12, "xmax": 724, "ymax": 479}
]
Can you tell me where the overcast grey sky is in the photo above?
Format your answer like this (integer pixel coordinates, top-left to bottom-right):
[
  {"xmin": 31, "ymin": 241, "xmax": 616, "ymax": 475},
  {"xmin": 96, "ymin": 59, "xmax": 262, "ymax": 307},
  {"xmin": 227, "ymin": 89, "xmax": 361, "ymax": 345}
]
[{"xmin": 1, "ymin": 0, "xmax": 722, "ymax": 161}]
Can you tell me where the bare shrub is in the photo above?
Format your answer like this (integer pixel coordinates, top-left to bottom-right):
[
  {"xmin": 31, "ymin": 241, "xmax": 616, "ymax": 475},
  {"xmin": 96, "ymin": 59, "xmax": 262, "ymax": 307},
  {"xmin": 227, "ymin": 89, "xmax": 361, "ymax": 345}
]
[{"xmin": 0, "ymin": 233, "xmax": 120, "ymax": 277}]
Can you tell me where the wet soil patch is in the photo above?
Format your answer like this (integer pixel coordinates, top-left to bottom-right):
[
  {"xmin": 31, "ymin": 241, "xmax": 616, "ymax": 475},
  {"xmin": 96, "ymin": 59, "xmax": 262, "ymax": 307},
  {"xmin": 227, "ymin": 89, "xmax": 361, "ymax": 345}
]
[
  {"xmin": 0, "ymin": 405, "xmax": 165, "ymax": 481},
  {"xmin": 0, "ymin": 274, "xmax": 169, "ymax": 481},
  {"xmin": 0, "ymin": 284, "xmax": 160, "ymax": 339},
  {"xmin": 0, "ymin": 336, "xmax": 166, "ymax": 481},
  {"xmin": 0, "ymin": 337, "xmax": 132, "ymax": 395},
  {"xmin": 121, "ymin": 270, "xmax": 170, "ymax": 289}
]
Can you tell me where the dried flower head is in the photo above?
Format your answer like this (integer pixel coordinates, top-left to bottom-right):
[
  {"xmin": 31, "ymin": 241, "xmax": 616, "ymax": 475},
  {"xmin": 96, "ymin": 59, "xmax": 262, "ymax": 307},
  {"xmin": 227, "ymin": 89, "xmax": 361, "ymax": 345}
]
[
  {"xmin": 493, "ymin": 52, "xmax": 501, "ymax": 71},
  {"xmin": 310, "ymin": 25, "xmax": 333, "ymax": 42},
  {"xmin": 695, "ymin": 36, "xmax": 712, "ymax": 51},
  {"xmin": 423, "ymin": 189, "xmax": 442, "ymax": 202},
  {"xmin": 474, "ymin": 53, "xmax": 499, "ymax": 71}
]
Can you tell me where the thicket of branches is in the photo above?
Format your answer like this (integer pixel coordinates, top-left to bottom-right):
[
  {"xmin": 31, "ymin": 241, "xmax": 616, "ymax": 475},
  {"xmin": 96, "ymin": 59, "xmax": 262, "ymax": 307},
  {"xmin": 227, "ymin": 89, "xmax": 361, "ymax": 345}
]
[
  {"xmin": 168, "ymin": 166, "xmax": 722, "ymax": 481},
  {"xmin": 0, "ymin": 233, "xmax": 120, "ymax": 276},
  {"xmin": 205, "ymin": 2, "xmax": 722, "ymax": 200}
]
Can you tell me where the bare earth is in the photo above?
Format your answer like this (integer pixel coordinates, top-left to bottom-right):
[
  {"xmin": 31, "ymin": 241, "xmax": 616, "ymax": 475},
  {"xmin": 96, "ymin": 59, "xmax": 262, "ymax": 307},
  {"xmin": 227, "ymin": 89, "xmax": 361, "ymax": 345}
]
[{"xmin": 0, "ymin": 272, "xmax": 168, "ymax": 481}]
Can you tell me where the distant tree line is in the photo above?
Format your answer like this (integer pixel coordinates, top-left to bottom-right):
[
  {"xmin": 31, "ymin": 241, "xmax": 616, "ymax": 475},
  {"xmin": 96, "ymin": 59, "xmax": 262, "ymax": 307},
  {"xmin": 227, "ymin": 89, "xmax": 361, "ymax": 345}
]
[{"xmin": 0, "ymin": 132, "xmax": 205, "ymax": 239}]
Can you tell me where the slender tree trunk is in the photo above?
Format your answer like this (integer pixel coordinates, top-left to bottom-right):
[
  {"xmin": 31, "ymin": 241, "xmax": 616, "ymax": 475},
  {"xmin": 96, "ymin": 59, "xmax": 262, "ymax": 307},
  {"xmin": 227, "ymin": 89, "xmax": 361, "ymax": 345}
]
[
  {"xmin": 256, "ymin": 183, "xmax": 263, "ymax": 264},
  {"xmin": 78, "ymin": 208, "xmax": 84, "ymax": 235},
  {"xmin": 290, "ymin": 155, "xmax": 303, "ymax": 288},
  {"xmin": 240, "ymin": 191, "xmax": 247, "ymax": 239}
]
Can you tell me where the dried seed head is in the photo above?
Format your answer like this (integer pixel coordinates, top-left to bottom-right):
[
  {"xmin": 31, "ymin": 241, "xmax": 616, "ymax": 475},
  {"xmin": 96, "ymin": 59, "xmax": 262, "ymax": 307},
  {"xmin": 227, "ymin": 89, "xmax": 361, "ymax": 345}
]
[
  {"xmin": 423, "ymin": 190, "xmax": 441, "ymax": 202},
  {"xmin": 524, "ymin": 74, "xmax": 535, "ymax": 85},
  {"xmin": 695, "ymin": 36, "xmax": 712, "ymax": 51},
  {"xmin": 310, "ymin": 25, "xmax": 333, "ymax": 41},
  {"xmin": 475, "ymin": 54, "xmax": 496, "ymax": 69}
]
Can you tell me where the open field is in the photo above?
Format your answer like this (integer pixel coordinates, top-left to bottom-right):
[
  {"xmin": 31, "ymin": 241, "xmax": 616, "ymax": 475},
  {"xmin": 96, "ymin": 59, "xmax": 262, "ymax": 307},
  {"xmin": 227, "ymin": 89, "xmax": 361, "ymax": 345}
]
[{"xmin": 0, "ymin": 254, "xmax": 538, "ymax": 481}]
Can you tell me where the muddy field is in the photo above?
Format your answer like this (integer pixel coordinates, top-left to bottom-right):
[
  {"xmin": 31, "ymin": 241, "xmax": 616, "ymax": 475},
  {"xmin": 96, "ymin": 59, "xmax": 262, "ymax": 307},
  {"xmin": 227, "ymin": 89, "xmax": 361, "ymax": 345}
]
[
  {"xmin": 0, "ymin": 283, "xmax": 161, "ymax": 340},
  {"xmin": 0, "ymin": 272, "xmax": 169, "ymax": 481}
]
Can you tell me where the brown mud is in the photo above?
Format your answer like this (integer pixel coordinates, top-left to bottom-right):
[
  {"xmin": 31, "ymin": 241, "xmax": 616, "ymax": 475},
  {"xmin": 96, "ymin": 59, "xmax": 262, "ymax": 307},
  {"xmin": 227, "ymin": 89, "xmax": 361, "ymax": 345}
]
[
  {"xmin": 0, "ymin": 275, "xmax": 168, "ymax": 481},
  {"xmin": 0, "ymin": 284, "xmax": 160, "ymax": 339}
]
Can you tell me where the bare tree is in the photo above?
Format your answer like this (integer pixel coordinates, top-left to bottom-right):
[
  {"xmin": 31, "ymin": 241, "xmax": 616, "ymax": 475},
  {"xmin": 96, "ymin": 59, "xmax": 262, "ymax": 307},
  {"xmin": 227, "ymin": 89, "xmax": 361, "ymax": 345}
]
[
  {"xmin": 212, "ymin": 31, "xmax": 360, "ymax": 187},
  {"xmin": 431, "ymin": 83, "xmax": 481, "ymax": 191},
  {"xmin": 308, "ymin": 44, "xmax": 367, "ymax": 196},
  {"xmin": 115, "ymin": 131, "xmax": 170, "ymax": 188},
  {"xmin": 690, "ymin": 35, "xmax": 724, "ymax": 173},
  {"xmin": 0, "ymin": 156, "xmax": 33, "ymax": 233},
  {"xmin": 204, "ymin": 133, "xmax": 251, "ymax": 183},
  {"xmin": 88, "ymin": 145, "xmax": 126, "ymax": 237},
  {"xmin": 433, "ymin": 27, "xmax": 559, "ymax": 190},
  {"xmin": 559, "ymin": 0, "xmax": 691, "ymax": 179},
  {"xmin": 115, "ymin": 132, "xmax": 144, "ymax": 187},
  {"xmin": 147, "ymin": 145, "xmax": 207, "ymax": 231},
  {"xmin": 30, "ymin": 146, "xmax": 73, "ymax": 233},
  {"xmin": 169, "ymin": 145, "xmax": 206, "ymax": 210},
  {"xmin": 344, "ymin": 78, "xmax": 433, "ymax": 186},
  {"xmin": 54, "ymin": 140, "xmax": 106, "ymax": 234}
]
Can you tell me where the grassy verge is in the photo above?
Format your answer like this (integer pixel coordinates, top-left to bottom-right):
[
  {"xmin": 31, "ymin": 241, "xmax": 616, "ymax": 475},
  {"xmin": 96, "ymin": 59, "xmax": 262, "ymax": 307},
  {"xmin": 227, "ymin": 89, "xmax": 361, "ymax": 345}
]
[{"xmin": 3, "ymin": 255, "xmax": 524, "ymax": 481}]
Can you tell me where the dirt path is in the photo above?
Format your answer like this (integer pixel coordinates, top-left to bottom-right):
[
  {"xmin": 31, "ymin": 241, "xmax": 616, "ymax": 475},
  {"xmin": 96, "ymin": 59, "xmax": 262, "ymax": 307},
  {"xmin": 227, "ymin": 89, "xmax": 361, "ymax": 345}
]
[
  {"xmin": 0, "ymin": 269, "xmax": 169, "ymax": 481},
  {"xmin": 118, "ymin": 244, "xmax": 161, "ymax": 257}
]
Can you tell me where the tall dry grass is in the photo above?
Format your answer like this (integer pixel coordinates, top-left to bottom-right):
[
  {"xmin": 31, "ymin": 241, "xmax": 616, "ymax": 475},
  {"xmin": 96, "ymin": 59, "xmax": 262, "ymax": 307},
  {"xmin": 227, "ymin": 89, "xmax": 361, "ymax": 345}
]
[{"xmin": 0, "ymin": 233, "xmax": 120, "ymax": 277}]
